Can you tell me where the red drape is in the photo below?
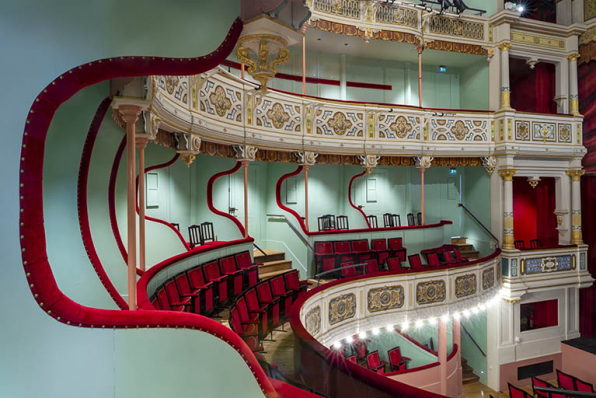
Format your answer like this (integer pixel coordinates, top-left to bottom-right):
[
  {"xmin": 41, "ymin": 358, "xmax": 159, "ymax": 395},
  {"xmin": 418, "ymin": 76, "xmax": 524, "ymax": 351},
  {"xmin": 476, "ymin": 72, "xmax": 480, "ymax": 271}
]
[
  {"xmin": 580, "ymin": 176, "xmax": 596, "ymax": 337},
  {"xmin": 579, "ymin": 63, "xmax": 596, "ymax": 172},
  {"xmin": 510, "ymin": 58, "xmax": 556, "ymax": 114},
  {"xmin": 513, "ymin": 177, "xmax": 558, "ymax": 247}
]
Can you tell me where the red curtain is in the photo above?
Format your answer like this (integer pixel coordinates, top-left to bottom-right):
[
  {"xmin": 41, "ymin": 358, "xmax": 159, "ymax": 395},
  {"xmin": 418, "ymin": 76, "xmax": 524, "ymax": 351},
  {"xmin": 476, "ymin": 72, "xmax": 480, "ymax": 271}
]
[
  {"xmin": 580, "ymin": 177, "xmax": 596, "ymax": 337},
  {"xmin": 510, "ymin": 58, "xmax": 556, "ymax": 114},
  {"xmin": 579, "ymin": 63, "xmax": 596, "ymax": 172},
  {"xmin": 513, "ymin": 177, "xmax": 557, "ymax": 247}
]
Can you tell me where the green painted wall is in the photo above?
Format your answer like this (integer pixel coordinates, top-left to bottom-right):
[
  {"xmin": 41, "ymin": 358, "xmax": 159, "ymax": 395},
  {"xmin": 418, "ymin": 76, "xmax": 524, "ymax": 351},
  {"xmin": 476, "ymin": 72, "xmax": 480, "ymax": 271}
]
[
  {"xmin": 364, "ymin": 330, "xmax": 439, "ymax": 369},
  {"xmin": 460, "ymin": 59, "xmax": 490, "ymax": 110},
  {"xmin": 461, "ymin": 312, "xmax": 488, "ymax": 385}
]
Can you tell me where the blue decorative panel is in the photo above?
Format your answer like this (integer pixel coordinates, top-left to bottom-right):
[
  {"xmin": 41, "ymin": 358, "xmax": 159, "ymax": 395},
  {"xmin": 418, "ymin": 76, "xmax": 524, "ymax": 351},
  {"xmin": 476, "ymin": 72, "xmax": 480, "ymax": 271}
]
[
  {"xmin": 502, "ymin": 258, "xmax": 509, "ymax": 276},
  {"xmin": 581, "ymin": 253, "xmax": 586, "ymax": 270},
  {"xmin": 328, "ymin": 294, "xmax": 356, "ymax": 325},
  {"xmin": 511, "ymin": 259, "xmax": 518, "ymax": 276},
  {"xmin": 524, "ymin": 256, "xmax": 572, "ymax": 274},
  {"xmin": 416, "ymin": 280, "xmax": 446, "ymax": 305}
]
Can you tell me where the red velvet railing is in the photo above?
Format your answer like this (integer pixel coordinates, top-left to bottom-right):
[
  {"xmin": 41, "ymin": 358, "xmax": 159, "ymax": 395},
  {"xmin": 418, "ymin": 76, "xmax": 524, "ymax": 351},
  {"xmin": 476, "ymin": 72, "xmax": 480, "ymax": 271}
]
[
  {"xmin": 18, "ymin": 17, "xmax": 276, "ymax": 397},
  {"xmin": 108, "ymin": 137, "xmax": 130, "ymax": 266},
  {"xmin": 348, "ymin": 170, "xmax": 371, "ymax": 228},
  {"xmin": 206, "ymin": 161, "xmax": 246, "ymax": 237},
  {"xmin": 275, "ymin": 165, "xmax": 308, "ymax": 232},
  {"xmin": 77, "ymin": 97, "xmax": 130, "ymax": 309}
]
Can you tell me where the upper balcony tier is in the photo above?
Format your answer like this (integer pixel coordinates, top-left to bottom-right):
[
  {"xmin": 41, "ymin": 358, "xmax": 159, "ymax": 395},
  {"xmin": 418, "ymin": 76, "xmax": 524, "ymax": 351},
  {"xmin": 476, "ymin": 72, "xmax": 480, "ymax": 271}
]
[{"xmin": 143, "ymin": 69, "xmax": 586, "ymax": 159}]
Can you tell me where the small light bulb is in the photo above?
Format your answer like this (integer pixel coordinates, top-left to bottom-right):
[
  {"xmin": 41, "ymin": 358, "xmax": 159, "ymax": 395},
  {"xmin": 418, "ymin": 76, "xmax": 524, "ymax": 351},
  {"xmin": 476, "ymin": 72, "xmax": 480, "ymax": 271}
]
[
  {"xmin": 333, "ymin": 341, "xmax": 342, "ymax": 349},
  {"xmin": 429, "ymin": 317, "xmax": 438, "ymax": 326},
  {"xmin": 479, "ymin": 304, "xmax": 487, "ymax": 311},
  {"xmin": 401, "ymin": 322, "xmax": 409, "ymax": 331},
  {"xmin": 346, "ymin": 336, "xmax": 354, "ymax": 344},
  {"xmin": 386, "ymin": 324, "xmax": 394, "ymax": 332},
  {"xmin": 463, "ymin": 310, "xmax": 471, "ymax": 318},
  {"xmin": 453, "ymin": 312, "xmax": 461, "ymax": 320},
  {"xmin": 441, "ymin": 314, "xmax": 450, "ymax": 323},
  {"xmin": 359, "ymin": 331, "xmax": 367, "ymax": 339},
  {"xmin": 472, "ymin": 307, "xmax": 480, "ymax": 315},
  {"xmin": 415, "ymin": 319, "xmax": 424, "ymax": 328},
  {"xmin": 516, "ymin": 5, "xmax": 524, "ymax": 12},
  {"xmin": 372, "ymin": 327, "xmax": 380, "ymax": 336}
]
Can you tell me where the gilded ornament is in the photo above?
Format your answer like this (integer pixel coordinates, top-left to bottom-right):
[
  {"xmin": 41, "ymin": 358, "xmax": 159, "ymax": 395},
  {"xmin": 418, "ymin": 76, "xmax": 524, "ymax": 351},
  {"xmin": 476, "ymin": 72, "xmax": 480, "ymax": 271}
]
[
  {"xmin": 367, "ymin": 286, "xmax": 404, "ymax": 313},
  {"xmin": 266, "ymin": 103, "xmax": 291, "ymax": 129},
  {"xmin": 305, "ymin": 306, "xmax": 321, "ymax": 335},
  {"xmin": 498, "ymin": 169, "xmax": 517, "ymax": 181},
  {"xmin": 416, "ymin": 280, "xmax": 446, "ymax": 305},
  {"xmin": 164, "ymin": 76, "xmax": 179, "ymax": 94},
  {"xmin": 389, "ymin": 116, "xmax": 413, "ymax": 138},
  {"xmin": 328, "ymin": 293, "xmax": 356, "ymax": 325},
  {"xmin": 455, "ymin": 274, "xmax": 477, "ymax": 298},
  {"xmin": 451, "ymin": 120, "xmax": 469, "ymax": 140},
  {"xmin": 209, "ymin": 85, "xmax": 232, "ymax": 117},
  {"xmin": 328, "ymin": 112, "xmax": 353, "ymax": 136},
  {"xmin": 482, "ymin": 268, "xmax": 495, "ymax": 290}
]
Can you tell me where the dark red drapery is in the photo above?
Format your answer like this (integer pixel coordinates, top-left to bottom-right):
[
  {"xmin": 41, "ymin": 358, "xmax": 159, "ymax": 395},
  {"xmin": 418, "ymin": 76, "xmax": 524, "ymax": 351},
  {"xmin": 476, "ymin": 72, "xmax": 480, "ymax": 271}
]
[
  {"xmin": 513, "ymin": 177, "xmax": 558, "ymax": 247},
  {"xmin": 510, "ymin": 58, "xmax": 556, "ymax": 114}
]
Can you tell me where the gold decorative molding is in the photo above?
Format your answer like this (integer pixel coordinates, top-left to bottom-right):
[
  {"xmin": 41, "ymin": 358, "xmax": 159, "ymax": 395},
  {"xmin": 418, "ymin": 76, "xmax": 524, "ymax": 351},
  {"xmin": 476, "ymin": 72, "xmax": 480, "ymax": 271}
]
[
  {"xmin": 567, "ymin": 169, "xmax": 586, "ymax": 181},
  {"xmin": 498, "ymin": 169, "xmax": 517, "ymax": 181},
  {"xmin": 511, "ymin": 32, "xmax": 565, "ymax": 50},
  {"xmin": 567, "ymin": 53, "xmax": 581, "ymax": 62},
  {"xmin": 503, "ymin": 297, "xmax": 521, "ymax": 304},
  {"xmin": 497, "ymin": 42, "xmax": 512, "ymax": 51}
]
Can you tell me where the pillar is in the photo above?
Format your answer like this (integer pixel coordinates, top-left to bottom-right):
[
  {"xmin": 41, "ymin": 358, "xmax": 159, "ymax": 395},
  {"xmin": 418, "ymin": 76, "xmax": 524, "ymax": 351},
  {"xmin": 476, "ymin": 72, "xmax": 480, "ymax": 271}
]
[
  {"xmin": 136, "ymin": 137, "xmax": 148, "ymax": 272},
  {"xmin": 302, "ymin": 32, "xmax": 307, "ymax": 95},
  {"xmin": 417, "ymin": 45, "xmax": 424, "ymax": 108},
  {"xmin": 498, "ymin": 43, "xmax": 512, "ymax": 110},
  {"xmin": 119, "ymin": 105, "xmax": 141, "ymax": 310},
  {"xmin": 567, "ymin": 169, "xmax": 585, "ymax": 244},
  {"xmin": 568, "ymin": 53, "xmax": 580, "ymax": 115},
  {"xmin": 499, "ymin": 169, "xmax": 517, "ymax": 250},
  {"xmin": 439, "ymin": 318, "xmax": 448, "ymax": 395},
  {"xmin": 242, "ymin": 160, "xmax": 250, "ymax": 238},
  {"xmin": 339, "ymin": 54, "xmax": 347, "ymax": 101},
  {"xmin": 453, "ymin": 318, "xmax": 463, "ymax": 396},
  {"xmin": 420, "ymin": 168, "xmax": 426, "ymax": 225},
  {"xmin": 304, "ymin": 165, "xmax": 310, "ymax": 231}
]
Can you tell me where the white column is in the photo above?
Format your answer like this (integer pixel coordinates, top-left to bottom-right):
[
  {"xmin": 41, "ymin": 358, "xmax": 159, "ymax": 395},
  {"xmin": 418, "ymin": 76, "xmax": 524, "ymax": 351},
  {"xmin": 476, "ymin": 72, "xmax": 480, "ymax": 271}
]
[
  {"xmin": 498, "ymin": 43, "xmax": 512, "ymax": 110},
  {"xmin": 568, "ymin": 53, "xmax": 580, "ymax": 115},
  {"xmin": 339, "ymin": 54, "xmax": 347, "ymax": 101},
  {"xmin": 438, "ymin": 318, "xmax": 448, "ymax": 395},
  {"xmin": 499, "ymin": 169, "xmax": 516, "ymax": 250},
  {"xmin": 567, "ymin": 169, "xmax": 585, "ymax": 244}
]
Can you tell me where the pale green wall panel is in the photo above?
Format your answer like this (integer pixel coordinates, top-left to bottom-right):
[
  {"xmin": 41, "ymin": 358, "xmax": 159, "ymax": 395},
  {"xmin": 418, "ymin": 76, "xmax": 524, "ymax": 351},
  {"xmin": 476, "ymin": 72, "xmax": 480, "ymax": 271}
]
[{"xmin": 461, "ymin": 312, "xmax": 488, "ymax": 384}]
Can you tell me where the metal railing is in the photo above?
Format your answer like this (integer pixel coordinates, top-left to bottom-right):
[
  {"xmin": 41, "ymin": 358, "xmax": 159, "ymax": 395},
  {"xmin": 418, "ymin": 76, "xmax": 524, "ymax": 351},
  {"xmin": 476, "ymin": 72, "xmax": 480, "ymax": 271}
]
[
  {"xmin": 253, "ymin": 242, "xmax": 267, "ymax": 258},
  {"xmin": 266, "ymin": 214, "xmax": 315, "ymax": 253},
  {"xmin": 535, "ymin": 386, "xmax": 596, "ymax": 398},
  {"xmin": 458, "ymin": 203, "xmax": 500, "ymax": 248},
  {"xmin": 461, "ymin": 323, "xmax": 486, "ymax": 357},
  {"xmin": 314, "ymin": 263, "xmax": 367, "ymax": 286}
]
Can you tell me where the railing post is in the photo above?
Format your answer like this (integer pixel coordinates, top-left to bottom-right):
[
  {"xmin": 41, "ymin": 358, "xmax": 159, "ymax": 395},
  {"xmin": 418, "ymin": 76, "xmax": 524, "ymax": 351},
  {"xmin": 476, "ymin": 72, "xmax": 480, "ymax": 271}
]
[
  {"xmin": 439, "ymin": 317, "xmax": 448, "ymax": 395},
  {"xmin": 136, "ymin": 136, "xmax": 149, "ymax": 272}
]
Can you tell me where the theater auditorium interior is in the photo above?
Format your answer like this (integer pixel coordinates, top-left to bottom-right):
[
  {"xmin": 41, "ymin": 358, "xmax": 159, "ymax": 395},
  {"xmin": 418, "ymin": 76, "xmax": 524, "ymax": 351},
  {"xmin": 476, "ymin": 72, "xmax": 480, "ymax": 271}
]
[{"xmin": 5, "ymin": 0, "xmax": 596, "ymax": 397}]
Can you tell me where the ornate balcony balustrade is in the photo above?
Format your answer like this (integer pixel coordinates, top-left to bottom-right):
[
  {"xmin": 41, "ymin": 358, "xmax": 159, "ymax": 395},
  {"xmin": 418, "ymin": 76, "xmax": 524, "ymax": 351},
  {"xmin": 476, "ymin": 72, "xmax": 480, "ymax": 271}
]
[{"xmin": 146, "ymin": 69, "xmax": 585, "ymax": 159}]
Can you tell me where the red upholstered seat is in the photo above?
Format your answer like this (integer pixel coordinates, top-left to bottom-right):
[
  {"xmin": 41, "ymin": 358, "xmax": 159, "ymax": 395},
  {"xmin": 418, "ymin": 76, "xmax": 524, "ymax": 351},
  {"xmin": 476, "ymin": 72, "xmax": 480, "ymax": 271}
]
[
  {"xmin": 408, "ymin": 254, "xmax": 423, "ymax": 269},
  {"xmin": 576, "ymin": 378, "xmax": 595, "ymax": 393},
  {"xmin": 245, "ymin": 288, "xmax": 268, "ymax": 337},
  {"xmin": 235, "ymin": 251, "xmax": 259, "ymax": 288},
  {"xmin": 355, "ymin": 341, "xmax": 367, "ymax": 360},
  {"xmin": 151, "ymin": 297, "xmax": 160, "ymax": 310},
  {"xmin": 366, "ymin": 351, "xmax": 388, "ymax": 374},
  {"xmin": 340, "ymin": 261, "xmax": 357, "ymax": 278},
  {"xmin": 365, "ymin": 259, "xmax": 380, "ymax": 275},
  {"xmin": 346, "ymin": 356, "xmax": 357, "ymax": 363},
  {"xmin": 453, "ymin": 248, "xmax": 468, "ymax": 262},
  {"xmin": 377, "ymin": 250, "xmax": 391, "ymax": 267},
  {"xmin": 387, "ymin": 257, "xmax": 402, "ymax": 272},
  {"xmin": 532, "ymin": 377, "xmax": 566, "ymax": 398},
  {"xmin": 388, "ymin": 237, "xmax": 403, "ymax": 250},
  {"xmin": 557, "ymin": 370, "xmax": 576, "ymax": 391},
  {"xmin": 443, "ymin": 251, "xmax": 454, "ymax": 263},
  {"xmin": 388, "ymin": 346, "xmax": 411, "ymax": 372},
  {"xmin": 393, "ymin": 248, "xmax": 407, "ymax": 263},
  {"xmin": 219, "ymin": 256, "xmax": 244, "ymax": 297},
  {"xmin": 187, "ymin": 266, "xmax": 216, "ymax": 311},
  {"xmin": 175, "ymin": 273, "xmax": 214, "ymax": 315},
  {"xmin": 334, "ymin": 241, "xmax": 352, "ymax": 254},
  {"xmin": 320, "ymin": 255, "xmax": 337, "ymax": 274},
  {"xmin": 236, "ymin": 296, "xmax": 266, "ymax": 341},
  {"xmin": 165, "ymin": 279, "xmax": 192, "ymax": 312},
  {"xmin": 283, "ymin": 270, "xmax": 307, "ymax": 299},
  {"xmin": 315, "ymin": 241, "xmax": 334, "ymax": 254},
  {"xmin": 352, "ymin": 239, "xmax": 369, "ymax": 252},
  {"xmin": 270, "ymin": 275, "xmax": 293, "ymax": 317},
  {"xmin": 230, "ymin": 307, "xmax": 262, "ymax": 352},
  {"xmin": 203, "ymin": 260, "xmax": 229, "ymax": 305},
  {"xmin": 509, "ymin": 383, "xmax": 534, "ymax": 398},
  {"xmin": 427, "ymin": 253, "xmax": 440, "ymax": 267},
  {"xmin": 157, "ymin": 286, "xmax": 184, "ymax": 312},
  {"xmin": 371, "ymin": 239, "xmax": 387, "ymax": 251},
  {"xmin": 256, "ymin": 282, "xmax": 281, "ymax": 329}
]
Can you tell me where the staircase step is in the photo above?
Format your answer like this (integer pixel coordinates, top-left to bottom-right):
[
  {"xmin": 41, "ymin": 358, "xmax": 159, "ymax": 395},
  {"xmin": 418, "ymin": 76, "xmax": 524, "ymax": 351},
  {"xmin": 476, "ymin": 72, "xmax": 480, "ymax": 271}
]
[
  {"xmin": 463, "ymin": 374, "xmax": 480, "ymax": 384},
  {"xmin": 457, "ymin": 244, "xmax": 475, "ymax": 251},
  {"xmin": 461, "ymin": 250, "xmax": 480, "ymax": 260},
  {"xmin": 259, "ymin": 268, "xmax": 292, "ymax": 280},
  {"xmin": 451, "ymin": 236, "xmax": 468, "ymax": 245},
  {"xmin": 258, "ymin": 259, "xmax": 292, "ymax": 276},
  {"xmin": 254, "ymin": 249, "xmax": 285, "ymax": 263}
]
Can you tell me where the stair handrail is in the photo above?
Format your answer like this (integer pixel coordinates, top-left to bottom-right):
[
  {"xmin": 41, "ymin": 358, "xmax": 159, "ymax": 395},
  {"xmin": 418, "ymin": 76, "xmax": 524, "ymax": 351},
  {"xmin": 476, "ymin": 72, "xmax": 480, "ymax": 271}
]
[
  {"xmin": 461, "ymin": 323, "xmax": 486, "ymax": 357},
  {"xmin": 535, "ymin": 387, "xmax": 596, "ymax": 398},
  {"xmin": 458, "ymin": 203, "xmax": 499, "ymax": 248},
  {"xmin": 253, "ymin": 242, "xmax": 267, "ymax": 258},
  {"xmin": 267, "ymin": 214, "xmax": 315, "ymax": 253}
]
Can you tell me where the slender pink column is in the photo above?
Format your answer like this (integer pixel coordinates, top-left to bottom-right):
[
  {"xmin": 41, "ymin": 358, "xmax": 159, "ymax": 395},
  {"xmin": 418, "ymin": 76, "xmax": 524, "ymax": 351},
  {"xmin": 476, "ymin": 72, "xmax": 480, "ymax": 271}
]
[
  {"xmin": 302, "ymin": 35, "xmax": 307, "ymax": 95},
  {"xmin": 417, "ymin": 45, "xmax": 424, "ymax": 108},
  {"xmin": 420, "ymin": 168, "xmax": 426, "ymax": 225},
  {"xmin": 119, "ymin": 105, "xmax": 141, "ymax": 310},
  {"xmin": 242, "ymin": 160, "xmax": 250, "ymax": 238},
  {"xmin": 439, "ymin": 318, "xmax": 448, "ymax": 395},
  {"xmin": 304, "ymin": 165, "xmax": 310, "ymax": 231},
  {"xmin": 136, "ymin": 137, "xmax": 148, "ymax": 272},
  {"xmin": 453, "ymin": 318, "xmax": 463, "ymax": 396}
]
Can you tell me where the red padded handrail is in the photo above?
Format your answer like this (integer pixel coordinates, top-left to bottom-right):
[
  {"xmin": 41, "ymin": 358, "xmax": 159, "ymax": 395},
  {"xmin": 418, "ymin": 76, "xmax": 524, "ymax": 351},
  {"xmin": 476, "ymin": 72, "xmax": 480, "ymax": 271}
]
[
  {"xmin": 347, "ymin": 170, "xmax": 371, "ymax": 228},
  {"xmin": 18, "ymin": 17, "xmax": 276, "ymax": 397},
  {"xmin": 206, "ymin": 161, "xmax": 246, "ymax": 237},
  {"xmin": 275, "ymin": 165, "xmax": 308, "ymax": 232},
  {"xmin": 108, "ymin": 137, "xmax": 130, "ymax": 267}
]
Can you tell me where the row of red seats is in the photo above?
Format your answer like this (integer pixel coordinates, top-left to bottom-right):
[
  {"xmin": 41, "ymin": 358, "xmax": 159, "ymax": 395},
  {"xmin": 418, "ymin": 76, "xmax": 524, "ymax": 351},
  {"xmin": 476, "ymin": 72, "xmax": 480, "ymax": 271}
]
[
  {"xmin": 229, "ymin": 270, "xmax": 308, "ymax": 352},
  {"xmin": 339, "ymin": 339, "xmax": 411, "ymax": 374},
  {"xmin": 508, "ymin": 370, "xmax": 594, "ymax": 398},
  {"xmin": 152, "ymin": 250, "xmax": 259, "ymax": 315},
  {"xmin": 315, "ymin": 238, "xmax": 407, "ymax": 276}
]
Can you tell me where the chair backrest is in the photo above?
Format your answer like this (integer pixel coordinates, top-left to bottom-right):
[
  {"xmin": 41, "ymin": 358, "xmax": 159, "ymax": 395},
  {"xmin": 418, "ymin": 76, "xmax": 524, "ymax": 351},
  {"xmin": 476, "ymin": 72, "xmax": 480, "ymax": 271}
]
[
  {"xmin": 199, "ymin": 221, "xmax": 215, "ymax": 245},
  {"xmin": 284, "ymin": 270, "xmax": 301, "ymax": 290},
  {"xmin": 187, "ymin": 267, "xmax": 207, "ymax": 289},
  {"xmin": 175, "ymin": 273, "xmax": 192, "ymax": 296},
  {"xmin": 357, "ymin": 342, "xmax": 367, "ymax": 360},
  {"xmin": 367, "ymin": 351, "xmax": 381, "ymax": 368},
  {"xmin": 557, "ymin": 370, "xmax": 576, "ymax": 391},
  {"xmin": 236, "ymin": 297, "xmax": 251, "ymax": 323},
  {"xmin": 151, "ymin": 297, "xmax": 160, "ymax": 310},
  {"xmin": 454, "ymin": 248, "xmax": 463, "ymax": 261},
  {"xmin": 157, "ymin": 288, "xmax": 171, "ymax": 310},
  {"xmin": 188, "ymin": 225, "xmax": 201, "ymax": 248},
  {"xmin": 318, "ymin": 214, "xmax": 335, "ymax": 231},
  {"xmin": 428, "ymin": 253, "xmax": 440, "ymax": 266},
  {"xmin": 334, "ymin": 241, "xmax": 352, "ymax": 254},
  {"xmin": 337, "ymin": 215, "xmax": 349, "ymax": 230},
  {"xmin": 408, "ymin": 254, "xmax": 423, "ymax": 269},
  {"xmin": 365, "ymin": 259, "xmax": 379, "ymax": 275},
  {"xmin": 219, "ymin": 256, "xmax": 238, "ymax": 273},
  {"xmin": 245, "ymin": 289, "xmax": 261, "ymax": 311},
  {"xmin": 417, "ymin": 212, "xmax": 422, "ymax": 225},
  {"xmin": 346, "ymin": 356, "xmax": 357, "ymax": 363},
  {"xmin": 256, "ymin": 281, "xmax": 274, "ymax": 302},
  {"xmin": 315, "ymin": 241, "xmax": 334, "ymax": 254},
  {"xmin": 443, "ymin": 251, "xmax": 454, "ymax": 263},
  {"xmin": 341, "ymin": 261, "xmax": 356, "ymax": 277},
  {"xmin": 235, "ymin": 251, "xmax": 253, "ymax": 269},
  {"xmin": 352, "ymin": 239, "xmax": 369, "ymax": 252},
  {"xmin": 576, "ymin": 378, "xmax": 595, "ymax": 393},
  {"xmin": 530, "ymin": 239, "xmax": 542, "ymax": 249},
  {"xmin": 229, "ymin": 307, "xmax": 243, "ymax": 332},
  {"xmin": 383, "ymin": 213, "xmax": 394, "ymax": 227},
  {"xmin": 388, "ymin": 237, "xmax": 403, "ymax": 250},
  {"xmin": 372, "ymin": 239, "xmax": 387, "ymax": 251},
  {"xmin": 407, "ymin": 213, "xmax": 415, "ymax": 226},
  {"xmin": 509, "ymin": 383, "xmax": 533, "ymax": 398},
  {"xmin": 514, "ymin": 240, "xmax": 525, "ymax": 250},
  {"xmin": 270, "ymin": 276, "xmax": 287, "ymax": 296},
  {"xmin": 388, "ymin": 347, "xmax": 403, "ymax": 365},
  {"xmin": 532, "ymin": 377, "xmax": 566, "ymax": 398},
  {"xmin": 387, "ymin": 257, "xmax": 402, "ymax": 272},
  {"xmin": 367, "ymin": 215, "xmax": 378, "ymax": 228},
  {"xmin": 203, "ymin": 261, "xmax": 222, "ymax": 280},
  {"xmin": 165, "ymin": 279, "xmax": 183, "ymax": 303},
  {"xmin": 321, "ymin": 255, "xmax": 336, "ymax": 273},
  {"xmin": 392, "ymin": 214, "xmax": 401, "ymax": 227}
]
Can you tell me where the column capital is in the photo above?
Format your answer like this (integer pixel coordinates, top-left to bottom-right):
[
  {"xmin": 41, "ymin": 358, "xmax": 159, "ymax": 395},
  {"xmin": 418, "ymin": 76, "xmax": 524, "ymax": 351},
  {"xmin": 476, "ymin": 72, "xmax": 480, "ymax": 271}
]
[
  {"xmin": 174, "ymin": 132, "xmax": 201, "ymax": 167},
  {"xmin": 233, "ymin": 144, "xmax": 258, "ymax": 162},
  {"xmin": 359, "ymin": 154, "xmax": 381, "ymax": 174},
  {"xmin": 135, "ymin": 136, "xmax": 149, "ymax": 149},
  {"xmin": 497, "ymin": 42, "xmax": 512, "ymax": 51},
  {"xmin": 482, "ymin": 156, "xmax": 498, "ymax": 175},
  {"xmin": 118, "ymin": 105, "xmax": 141, "ymax": 124},
  {"xmin": 295, "ymin": 151, "xmax": 318, "ymax": 166},
  {"xmin": 414, "ymin": 155, "xmax": 433, "ymax": 170},
  {"xmin": 567, "ymin": 169, "xmax": 585, "ymax": 181},
  {"xmin": 567, "ymin": 53, "xmax": 581, "ymax": 62},
  {"xmin": 498, "ymin": 168, "xmax": 517, "ymax": 181}
]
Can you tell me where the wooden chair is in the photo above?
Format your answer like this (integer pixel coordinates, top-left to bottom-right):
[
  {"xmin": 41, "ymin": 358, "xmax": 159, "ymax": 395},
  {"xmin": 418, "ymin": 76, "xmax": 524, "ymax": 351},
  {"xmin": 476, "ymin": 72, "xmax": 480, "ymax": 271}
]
[
  {"xmin": 199, "ymin": 221, "xmax": 215, "ymax": 245},
  {"xmin": 188, "ymin": 224, "xmax": 201, "ymax": 249},
  {"xmin": 383, "ymin": 213, "xmax": 401, "ymax": 227},
  {"xmin": 530, "ymin": 239, "xmax": 542, "ymax": 249},
  {"xmin": 514, "ymin": 240, "xmax": 525, "ymax": 250},
  {"xmin": 336, "ymin": 215, "xmax": 349, "ymax": 230},
  {"xmin": 407, "ymin": 213, "xmax": 415, "ymax": 226},
  {"xmin": 367, "ymin": 215, "xmax": 378, "ymax": 228},
  {"xmin": 417, "ymin": 212, "xmax": 422, "ymax": 225},
  {"xmin": 318, "ymin": 214, "xmax": 336, "ymax": 231}
]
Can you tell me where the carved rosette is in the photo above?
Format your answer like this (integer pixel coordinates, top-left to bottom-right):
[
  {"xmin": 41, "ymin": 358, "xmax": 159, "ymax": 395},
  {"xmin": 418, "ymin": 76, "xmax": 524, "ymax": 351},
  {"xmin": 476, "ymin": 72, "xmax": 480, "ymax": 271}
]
[
  {"xmin": 295, "ymin": 151, "xmax": 318, "ymax": 166},
  {"xmin": 357, "ymin": 154, "xmax": 381, "ymax": 174},
  {"xmin": 233, "ymin": 144, "xmax": 258, "ymax": 162},
  {"xmin": 175, "ymin": 132, "xmax": 201, "ymax": 167}
]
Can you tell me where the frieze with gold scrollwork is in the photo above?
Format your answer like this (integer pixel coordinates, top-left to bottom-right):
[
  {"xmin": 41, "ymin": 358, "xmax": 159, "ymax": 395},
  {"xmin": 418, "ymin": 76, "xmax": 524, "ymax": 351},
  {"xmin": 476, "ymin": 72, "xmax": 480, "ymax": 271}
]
[
  {"xmin": 200, "ymin": 80, "xmax": 244, "ymax": 124},
  {"xmin": 429, "ymin": 118, "xmax": 489, "ymax": 142},
  {"xmin": 257, "ymin": 98, "xmax": 302, "ymax": 133},
  {"xmin": 428, "ymin": 15, "xmax": 485, "ymax": 41},
  {"xmin": 367, "ymin": 285, "xmax": 405, "ymax": 313},
  {"xmin": 157, "ymin": 75, "xmax": 188, "ymax": 106},
  {"xmin": 328, "ymin": 293, "xmax": 357, "ymax": 325},
  {"xmin": 455, "ymin": 274, "xmax": 477, "ymax": 298},
  {"xmin": 316, "ymin": 109, "xmax": 364, "ymax": 137},
  {"xmin": 305, "ymin": 305, "xmax": 321, "ymax": 336}
]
